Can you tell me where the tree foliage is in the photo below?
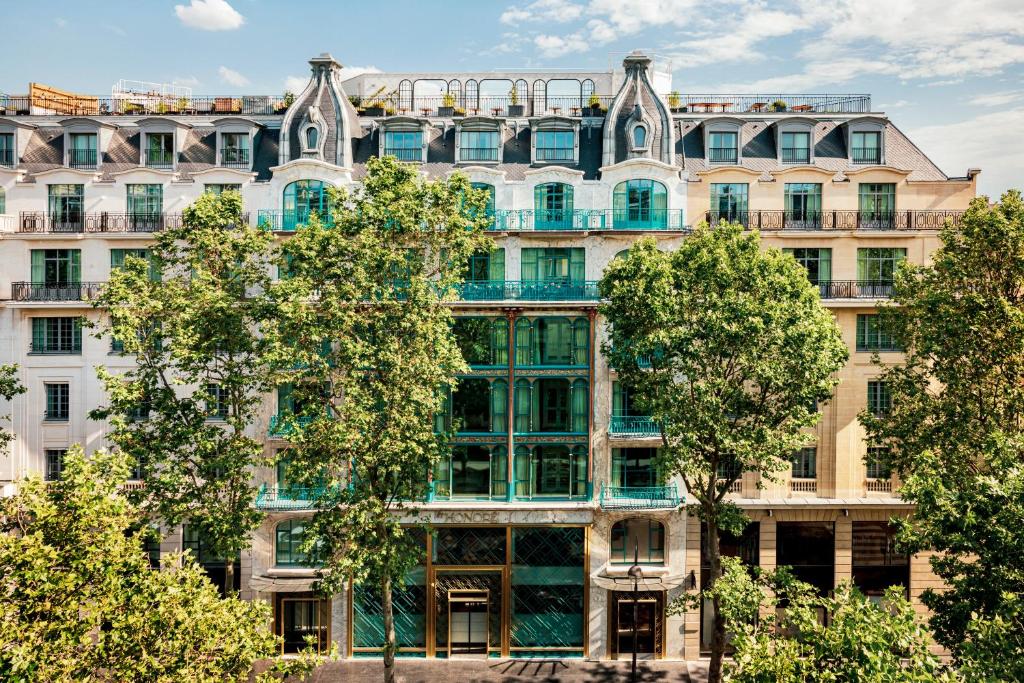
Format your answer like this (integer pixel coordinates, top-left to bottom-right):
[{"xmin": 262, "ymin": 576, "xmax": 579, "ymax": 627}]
[
  {"xmin": 863, "ymin": 191, "xmax": 1024, "ymax": 675},
  {"xmin": 270, "ymin": 156, "xmax": 492, "ymax": 682},
  {"xmin": 91, "ymin": 190, "xmax": 280, "ymax": 592},
  {"xmin": 600, "ymin": 224, "xmax": 847, "ymax": 682},
  {"xmin": 0, "ymin": 446, "xmax": 316, "ymax": 682},
  {"xmin": 0, "ymin": 364, "xmax": 25, "ymax": 453},
  {"xmin": 712, "ymin": 558, "xmax": 953, "ymax": 682}
]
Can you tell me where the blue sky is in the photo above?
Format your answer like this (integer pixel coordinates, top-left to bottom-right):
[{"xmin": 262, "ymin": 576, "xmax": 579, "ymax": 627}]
[{"xmin": 3, "ymin": 0, "xmax": 1022, "ymax": 197}]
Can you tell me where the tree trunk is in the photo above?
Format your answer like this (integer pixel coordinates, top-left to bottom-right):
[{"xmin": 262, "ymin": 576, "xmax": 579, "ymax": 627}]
[
  {"xmin": 706, "ymin": 509, "xmax": 726, "ymax": 683},
  {"xmin": 224, "ymin": 558, "xmax": 236, "ymax": 596},
  {"xmin": 382, "ymin": 572, "xmax": 396, "ymax": 683}
]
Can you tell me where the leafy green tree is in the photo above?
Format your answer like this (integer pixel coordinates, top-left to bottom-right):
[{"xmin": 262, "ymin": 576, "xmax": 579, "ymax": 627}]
[
  {"xmin": 91, "ymin": 190, "xmax": 281, "ymax": 593},
  {"xmin": 600, "ymin": 224, "xmax": 847, "ymax": 683},
  {"xmin": 863, "ymin": 191, "xmax": 1024, "ymax": 676},
  {"xmin": 0, "ymin": 364, "xmax": 25, "ymax": 453},
  {"xmin": 711, "ymin": 557, "xmax": 954, "ymax": 682},
  {"xmin": 0, "ymin": 446, "xmax": 319, "ymax": 682},
  {"xmin": 271, "ymin": 156, "xmax": 491, "ymax": 683}
]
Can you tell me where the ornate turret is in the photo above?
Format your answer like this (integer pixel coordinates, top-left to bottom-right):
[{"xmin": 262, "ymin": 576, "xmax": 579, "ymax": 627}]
[
  {"xmin": 602, "ymin": 51, "xmax": 674, "ymax": 167},
  {"xmin": 279, "ymin": 53, "xmax": 360, "ymax": 167}
]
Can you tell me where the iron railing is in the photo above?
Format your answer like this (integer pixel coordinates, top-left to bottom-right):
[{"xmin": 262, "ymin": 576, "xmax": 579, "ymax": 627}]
[
  {"xmin": 599, "ymin": 484, "xmax": 681, "ymax": 510},
  {"xmin": 254, "ymin": 483, "xmax": 326, "ymax": 510},
  {"xmin": 459, "ymin": 147, "xmax": 500, "ymax": 162},
  {"xmin": 145, "ymin": 149, "xmax": 174, "ymax": 168},
  {"xmin": 383, "ymin": 147, "xmax": 422, "ymax": 162},
  {"xmin": 31, "ymin": 341, "xmax": 81, "ymax": 355},
  {"xmin": 12, "ymin": 282, "xmax": 105, "ymax": 301},
  {"xmin": 0, "ymin": 94, "xmax": 290, "ymax": 116},
  {"xmin": 705, "ymin": 210, "xmax": 965, "ymax": 231},
  {"xmin": 257, "ymin": 210, "xmax": 333, "ymax": 231},
  {"xmin": 18, "ymin": 212, "xmax": 197, "ymax": 233},
  {"xmin": 454, "ymin": 280, "xmax": 600, "ymax": 302},
  {"xmin": 268, "ymin": 415, "xmax": 314, "ymax": 436},
  {"xmin": 354, "ymin": 95, "xmax": 615, "ymax": 118},
  {"xmin": 490, "ymin": 208, "xmax": 687, "ymax": 231},
  {"xmin": 852, "ymin": 147, "xmax": 882, "ymax": 164},
  {"xmin": 68, "ymin": 149, "xmax": 98, "ymax": 169},
  {"xmin": 535, "ymin": 147, "xmax": 575, "ymax": 162},
  {"xmin": 818, "ymin": 280, "xmax": 895, "ymax": 299},
  {"xmin": 708, "ymin": 147, "xmax": 738, "ymax": 163},
  {"xmin": 609, "ymin": 415, "xmax": 660, "ymax": 437},
  {"xmin": 0, "ymin": 149, "xmax": 13, "ymax": 167},
  {"xmin": 220, "ymin": 148, "xmax": 250, "ymax": 168},
  {"xmin": 780, "ymin": 147, "xmax": 810, "ymax": 163},
  {"xmin": 665, "ymin": 93, "xmax": 871, "ymax": 113}
]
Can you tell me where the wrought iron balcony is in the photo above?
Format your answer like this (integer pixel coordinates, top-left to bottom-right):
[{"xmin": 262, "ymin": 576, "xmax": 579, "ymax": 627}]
[
  {"xmin": 708, "ymin": 147, "xmax": 738, "ymax": 163},
  {"xmin": 599, "ymin": 484, "xmax": 681, "ymax": 510},
  {"xmin": 705, "ymin": 209, "xmax": 965, "ymax": 231},
  {"xmin": 383, "ymin": 147, "xmax": 422, "ymax": 162},
  {"xmin": 145, "ymin": 149, "xmax": 174, "ymax": 169},
  {"xmin": 219, "ymin": 148, "xmax": 250, "ymax": 168},
  {"xmin": 254, "ymin": 483, "xmax": 325, "ymax": 510},
  {"xmin": 31, "ymin": 342, "xmax": 81, "ymax": 355},
  {"xmin": 817, "ymin": 280, "xmax": 895, "ymax": 299},
  {"xmin": 12, "ymin": 282, "xmax": 105, "ymax": 302},
  {"xmin": 18, "ymin": 212, "xmax": 188, "ymax": 233},
  {"xmin": 780, "ymin": 147, "xmax": 810, "ymax": 163},
  {"xmin": 257, "ymin": 209, "xmax": 333, "ymax": 232},
  {"xmin": 491, "ymin": 208, "xmax": 686, "ymax": 231},
  {"xmin": 68, "ymin": 149, "xmax": 98, "ymax": 169},
  {"xmin": 852, "ymin": 147, "xmax": 882, "ymax": 164},
  {"xmin": 459, "ymin": 147, "xmax": 499, "ymax": 162},
  {"xmin": 268, "ymin": 415, "xmax": 314, "ymax": 436},
  {"xmin": 454, "ymin": 280, "xmax": 600, "ymax": 302},
  {"xmin": 609, "ymin": 415, "xmax": 660, "ymax": 438},
  {"xmin": 535, "ymin": 147, "xmax": 575, "ymax": 162}
]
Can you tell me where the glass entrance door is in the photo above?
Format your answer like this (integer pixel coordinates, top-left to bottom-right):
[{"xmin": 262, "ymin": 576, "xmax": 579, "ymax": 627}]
[
  {"xmin": 616, "ymin": 597, "xmax": 657, "ymax": 657},
  {"xmin": 448, "ymin": 590, "xmax": 489, "ymax": 656}
]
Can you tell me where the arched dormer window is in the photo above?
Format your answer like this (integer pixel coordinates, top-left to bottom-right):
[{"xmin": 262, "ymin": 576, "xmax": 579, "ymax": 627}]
[
  {"xmin": 610, "ymin": 518, "xmax": 665, "ymax": 564},
  {"xmin": 306, "ymin": 127, "xmax": 318, "ymax": 149},
  {"xmin": 613, "ymin": 179, "xmax": 667, "ymax": 229},
  {"xmin": 282, "ymin": 179, "xmax": 328, "ymax": 231},
  {"xmin": 633, "ymin": 125, "xmax": 647, "ymax": 148}
]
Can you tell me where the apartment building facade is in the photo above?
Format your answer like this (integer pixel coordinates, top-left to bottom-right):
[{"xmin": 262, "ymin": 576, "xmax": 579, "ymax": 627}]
[{"xmin": 0, "ymin": 52, "xmax": 976, "ymax": 660}]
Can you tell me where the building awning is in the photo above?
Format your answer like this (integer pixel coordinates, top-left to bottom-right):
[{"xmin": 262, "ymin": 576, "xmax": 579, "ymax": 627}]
[
  {"xmin": 248, "ymin": 575, "xmax": 318, "ymax": 593},
  {"xmin": 593, "ymin": 573, "xmax": 687, "ymax": 591}
]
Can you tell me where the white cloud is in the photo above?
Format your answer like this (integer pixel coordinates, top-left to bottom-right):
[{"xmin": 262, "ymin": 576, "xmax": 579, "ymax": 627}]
[
  {"xmin": 909, "ymin": 107, "xmax": 1024, "ymax": 199},
  {"xmin": 283, "ymin": 76, "xmax": 307, "ymax": 94},
  {"xmin": 501, "ymin": 0, "xmax": 583, "ymax": 25},
  {"xmin": 969, "ymin": 90, "xmax": 1024, "ymax": 106},
  {"xmin": 218, "ymin": 66, "xmax": 249, "ymax": 88},
  {"xmin": 534, "ymin": 32, "xmax": 591, "ymax": 58},
  {"xmin": 54, "ymin": 17, "xmax": 67, "ymax": 28},
  {"xmin": 173, "ymin": 75, "xmax": 201, "ymax": 88},
  {"xmin": 175, "ymin": 0, "xmax": 244, "ymax": 31}
]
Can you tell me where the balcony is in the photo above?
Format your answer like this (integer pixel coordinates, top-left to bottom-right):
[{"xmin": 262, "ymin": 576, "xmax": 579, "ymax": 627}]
[
  {"xmin": 780, "ymin": 147, "xmax": 810, "ymax": 164},
  {"xmin": 383, "ymin": 147, "xmax": 422, "ymax": 163},
  {"xmin": 491, "ymin": 209, "xmax": 686, "ymax": 232},
  {"xmin": 0, "ymin": 149, "xmax": 13, "ymax": 168},
  {"xmin": 535, "ymin": 147, "xmax": 574, "ymax": 162},
  {"xmin": 454, "ymin": 280, "xmax": 599, "ymax": 302},
  {"xmin": 0, "ymin": 94, "xmax": 290, "ymax": 116},
  {"xmin": 268, "ymin": 415, "xmax": 314, "ymax": 436},
  {"xmin": 354, "ymin": 95, "xmax": 614, "ymax": 118},
  {"xmin": 459, "ymin": 147, "xmax": 500, "ymax": 162},
  {"xmin": 145, "ymin": 149, "xmax": 174, "ymax": 169},
  {"xmin": 665, "ymin": 94, "xmax": 871, "ymax": 114},
  {"xmin": 705, "ymin": 210, "xmax": 965, "ymax": 231},
  {"xmin": 708, "ymin": 147, "xmax": 738, "ymax": 163},
  {"xmin": 254, "ymin": 483, "xmax": 325, "ymax": 510},
  {"xmin": 852, "ymin": 148, "xmax": 882, "ymax": 164},
  {"xmin": 219, "ymin": 148, "xmax": 250, "ymax": 168},
  {"xmin": 257, "ymin": 210, "xmax": 333, "ymax": 232},
  {"xmin": 12, "ymin": 282, "xmax": 105, "ymax": 302},
  {"xmin": 818, "ymin": 280, "xmax": 894, "ymax": 299},
  {"xmin": 609, "ymin": 415, "xmax": 659, "ymax": 438},
  {"xmin": 18, "ymin": 212, "xmax": 188, "ymax": 233},
  {"xmin": 31, "ymin": 342, "xmax": 81, "ymax": 355},
  {"xmin": 599, "ymin": 484, "xmax": 681, "ymax": 510},
  {"xmin": 68, "ymin": 149, "xmax": 98, "ymax": 170}
]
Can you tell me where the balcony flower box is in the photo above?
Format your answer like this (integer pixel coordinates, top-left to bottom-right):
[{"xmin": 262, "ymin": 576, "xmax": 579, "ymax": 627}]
[
  {"xmin": 438, "ymin": 106, "xmax": 455, "ymax": 117},
  {"xmin": 507, "ymin": 104, "xmax": 525, "ymax": 117},
  {"xmin": 362, "ymin": 106, "xmax": 385, "ymax": 117}
]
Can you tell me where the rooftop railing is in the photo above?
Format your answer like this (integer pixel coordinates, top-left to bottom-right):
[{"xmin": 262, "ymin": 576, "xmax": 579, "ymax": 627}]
[
  {"xmin": 0, "ymin": 94, "xmax": 290, "ymax": 116},
  {"xmin": 667, "ymin": 94, "xmax": 871, "ymax": 113},
  {"xmin": 353, "ymin": 95, "xmax": 615, "ymax": 118},
  {"xmin": 705, "ymin": 210, "xmax": 966, "ymax": 231}
]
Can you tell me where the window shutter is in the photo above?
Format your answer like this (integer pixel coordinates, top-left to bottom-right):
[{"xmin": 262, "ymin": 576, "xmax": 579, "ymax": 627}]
[
  {"xmin": 31, "ymin": 318, "xmax": 45, "ymax": 351},
  {"xmin": 31, "ymin": 250, "xmax": 44, "ymax": 283},
  {"xmin": 488, "ymin": 248, "xmax": 505, "ymax": 282},
  {"xmin": 521, "ymin": 248, "xmax": 538, "ymax": 281},
  {"xmin": 819, "ymin": 249, "xmax": 832, "ymax": 283},
  {"xmin": 491, "ymin": 379, "xmax": 507, "ymax": 433},
  {"xmin": 492, "ymin": 318, "xmax": 508, "ymax": 366},
  {"xmin": 69, "ymin": 250, "xmax": 81, "ymax": 284},
  {"xmin": 572, "ymin": 318, "xmax": 589, "ymax": 366},
  {"xmin": 571, "ymin": 379, "xmax": 588, "ymax": 433},
  {"xmin": 569, "ymin": 248, "xmax": 585, "ymax": 282}
]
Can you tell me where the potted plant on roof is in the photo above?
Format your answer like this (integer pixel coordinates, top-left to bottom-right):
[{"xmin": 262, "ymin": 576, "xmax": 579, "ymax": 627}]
[
  {"xmin": 771, "ymin": 99, "xmax": 788, "ymax": 112},
  {"xmin": 507, "ymin": 85, "xmax": 524, "ymax": 117},
  {"xmin": 453, "ymin": 106, "xmax": 466, "ymax": 117},
  {"xmin": 587, "ymin": 93, "xmax": 605, "ymax": 116},
  {"xmin": 362, "ymin": 86, "xmax": 387, "ymax": 117},
  {"xmin": 276, "ymin": 91, "xmax": 295, "ymax": 114},
  {"xmin": 668, "ymin": 90, "xmax": 684, "ymax": 113},
  {"xmin": 439, "ymin": 91, "xmax": 456, "ymax": 118}
]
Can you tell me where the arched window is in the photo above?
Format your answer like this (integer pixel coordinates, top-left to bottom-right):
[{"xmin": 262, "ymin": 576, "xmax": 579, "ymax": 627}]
[
  {"xmin": 275, "ymin": 519, "xmax": 312, "ymax": 566},
  {"xmin": 448, "ymin": 79, "xmax": 462, "ymax": 108},
  {"xmin": 465, "ymin": 79, "xmax": 479, "ymax": 111},
  {"xmin": 613, "ymin": 179, "xmax": 668, "ymax": 229},
  {"xmin": 533, "ymin": 182, "xmax": 574, "ymax": 229},
  {"xmin": 633, "ymin": 125, "xmax": 647, "ymax": 148},
  {"xmin": 514, "ymin": 79, "xmax": 528, "ymax": 109},
  {"xmin": 470, "ymin": 182, "xmax": 496, "ymax": 224},
  {"xmin": 398, "ymin": 79, "xmax": 413, "ymax": 111},
  {"xmin": 532, "ymin": 80, "xmax": 547, "ymax": 115},
  {"xmin": 306, "ymin": 126, "xmax": 319, "ymax": 149},
  {"xmin": 282, "ymin": 179, "xmax": 328, "ymax": 230},
  {"xmin": 610, "ymin": 518, "xmax": 665, "ymax": 564},
  {"xmin": 581, "ymin": 79, "xmax": 595, "ymax": 107}
]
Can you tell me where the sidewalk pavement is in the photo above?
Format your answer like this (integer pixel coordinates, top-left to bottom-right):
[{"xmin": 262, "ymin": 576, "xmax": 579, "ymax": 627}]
[{"xmin": 306, "ymin": 658, "xmax": 710, "ymax": 683}]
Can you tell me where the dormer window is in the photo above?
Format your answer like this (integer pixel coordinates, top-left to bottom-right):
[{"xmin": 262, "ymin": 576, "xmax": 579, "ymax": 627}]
[
  {"xmin": 68, "ymin": 133, "xmax": 97, "ymax": 170},
  {"xmin": 780, "ymin": 131, "xmax": 810, "ymax": 164},
  {"xmin": 220, "ymin": 132, "xmax": 250, "ymax": 168},
  {"xmin": 145, "ymin": 133, "xmax": 174, "ymax": 169},
  {"xmin": 306, "ymin": 127, "xmax": 318, "ymax": 149},
  {"xmin": 460, "ymin": 130, "xmax": 500, "ymax": 162},
  {"xmin": 535, "ymin": 130, "xmax": 574, "ymax": 162},
  {"xmin": 852, "ymin": 131, "xmax": 882, "ymax": 164},
  {"xmin": 708, "ymin": 131, "xmax": 738, "ymax": 164},
  {"xmin": 0, "ymin": 133, "xmax": 13, "ymax": 168},
  {"xmin": 633, "ymin": 125, "xmax": 647, "ymax": 148},
  {"xmin": 384, "ymin": 130, "xmax": 423, "ymax": 162}
]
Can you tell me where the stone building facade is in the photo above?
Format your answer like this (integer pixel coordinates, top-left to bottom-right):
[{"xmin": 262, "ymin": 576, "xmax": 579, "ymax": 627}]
[{"xmin": 0, "ymin": 51, "xmax": 977, "ymax": 660}]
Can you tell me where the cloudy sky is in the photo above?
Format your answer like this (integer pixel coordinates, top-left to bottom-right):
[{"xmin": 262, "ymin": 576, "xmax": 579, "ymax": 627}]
[{"xmin": 5, "ymin": 0, "xmax": 1022, "ymax": 197}]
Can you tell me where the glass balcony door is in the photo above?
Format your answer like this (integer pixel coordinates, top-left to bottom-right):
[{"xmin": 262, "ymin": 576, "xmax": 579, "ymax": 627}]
[
  {"xmin": 534, "ymin": 182, "xmax": 573, "ymax": 230},
  {"xmin": 47, "ymin": 184, "xmax": 84, "ymax": 232},
  {"xmin": 784, "ymin": 183, "xmax": 822, "ymax": 229},
  {"xmin": 709, "ymin": 183, "xmax": 748, "ymax": 226}
]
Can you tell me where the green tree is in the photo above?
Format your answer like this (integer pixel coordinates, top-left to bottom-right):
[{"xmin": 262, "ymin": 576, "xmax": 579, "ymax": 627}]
[
  {"xmin": 91, "ymin": 190, "xmax": 281, "ymax": 594},
  {"xmin": 0, "ymin": 446, "xmax": 318, "ymax": 682},
  {"xmin": 600, "ymin": 224, "xmax": 847, "ymax": 683},
  {"xmin": 862, "ymin": 191, "xmax": 1024, "ymax": 676},
  {"xmin": 271, "ymin": 156, "xmax": 491, "ymax": 683},
  {"xmin": 0, "ymin": 364, "xmax": 25, "ymax": 453},
  {"xmin": 711, "ymin": 557, "xmax": 953, "ymax": 682}
]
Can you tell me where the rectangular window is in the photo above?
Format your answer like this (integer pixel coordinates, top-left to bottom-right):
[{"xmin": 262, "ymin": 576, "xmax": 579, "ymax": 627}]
[
  {"xmin": 866, "ymin": 446, "xmax": 892, "ymax": 479},
  {"xmin": 465, "ymin": 248, "xmax": 504, "ymax": 283},
  {"xmin": 535, "ymin": 130, "xmax": 574, "ymax": 162},
  {"xmin": 520, "ymin": 248, "xmax": 585, "ymax": 282},
  {"xmin": 206, "ymin": 384, "xmax": 229, "ymax": 419},
  {"xmin": 852, "ymin": 522, "xmax": 908, "ymax": 601},
  {"xmin": 780, "ymin": 131, "xmax": 810, "ymax": 163},
  {"xmin": 0, "ymin": 133, "xmax": 14, "ymax": 167},
  {"xmin": 145, "ymin": 133, "xmax": 174, "ymax": 168},
  {"xmin": 851, "ymin": 131, "xmax": 881, "ymax": 164},
  {"xmin": 45, "ymin": 448, "xmax": 67, "ymax": 480},
  {"xmin": 68, "ymin": 133, "xmax": 98, "ymax": 169},
  {"xmin": 220, "ymin": 133, "xmax": 250, "ymax": 167},
  {"xmin": 44, "ymin": 383, "xmax": 70, "ymax": 421},
  {"xmin": 709, "ymin": 183, "xmax": 748, "ymax": 224},
  {"xmin": 783, "ymin": 183, "xmax": 822, "ymax": 227},
  {"xmin": 47, "ymin": 184, "xmax": 84, "ymax": 230},
  {"xmin": 31, "ymin": 317, "xmax": 82, "ymax": 354},
  {"xmin": 611, "ymin": 447, "xmax": 660, "ymax": 488},
  {"xmin": 857, "ymin": 247, "xmax": 905, "ymax": 283},
  {"xmin": 867, "ymin": 380, "xmax": 891, "ymax": 416},
  {"xmin": 708, "ymin": 131, "xmax": 738, "ymax": 163},
  {"xmin": 791, "ymin": 447, "xmax": 817, "ymax": 479},
  {"xmin": 783, "ymin": 248, "xmax": 831, "ymax": 285},
  {"xmin": 856, "ymin": 314, "xmax": 901, "ymax": 352},
  {"xmin": 383, "ymin": 131, "xmax": 423, "ymax": 162},
  {"xmin": 459, "ymin": 130, "xmax": 500, "ymax": 162},
  {"xmin": 858, "ymin": 183, "xmax": 896, "ymax": 228},
  {"xmin": 204, "ymin": 183, "xmax": 242, "ymax": 195},
  {"xmin": 31, "ymin": 249, "xmax": 81, "ymax": 286},
  {"xmin": 126, "ymin": 184, "xmax": 163, "ymax": 222}
]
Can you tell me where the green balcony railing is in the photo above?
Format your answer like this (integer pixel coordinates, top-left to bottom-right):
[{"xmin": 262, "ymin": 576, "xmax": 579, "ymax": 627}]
[
  {"xmin": 609, "ymin": 415, "xmax": 659, "ymax": 437},
  {"xmin": 599, "ymin": 484, "xmax": 681, "ymax": 510},
  {"xmin": 257, "ymin": 210, "xmax": 335, "ymax": 232},
  {"xmin": 455, "ymin": 280, "xmax": 600, "ymax": 302},
  {"xmin": 254, "ymin": 483, "xmax": 327, "ymax": 510},
  {"xmin": 490, "ymin": 209, "xmax": 686, "ymax": 232},
  {"xmin": 268, "ymin": 415, "xmax": 314, "ymax": 436}
]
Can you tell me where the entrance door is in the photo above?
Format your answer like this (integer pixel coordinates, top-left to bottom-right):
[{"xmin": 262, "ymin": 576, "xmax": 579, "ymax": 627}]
[
  {"xmin": 616, "ymin": 598, "xmax": 657, "ymax": 658},
  {"xmin": 448, "ymin": 590, "xmax": 489, "ymax": 656}
]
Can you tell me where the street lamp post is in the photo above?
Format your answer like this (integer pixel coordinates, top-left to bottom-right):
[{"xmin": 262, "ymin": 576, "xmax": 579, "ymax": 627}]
[{"xmin": 627, "ymin": 540, "xmax": 644, "ymax": 683}]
